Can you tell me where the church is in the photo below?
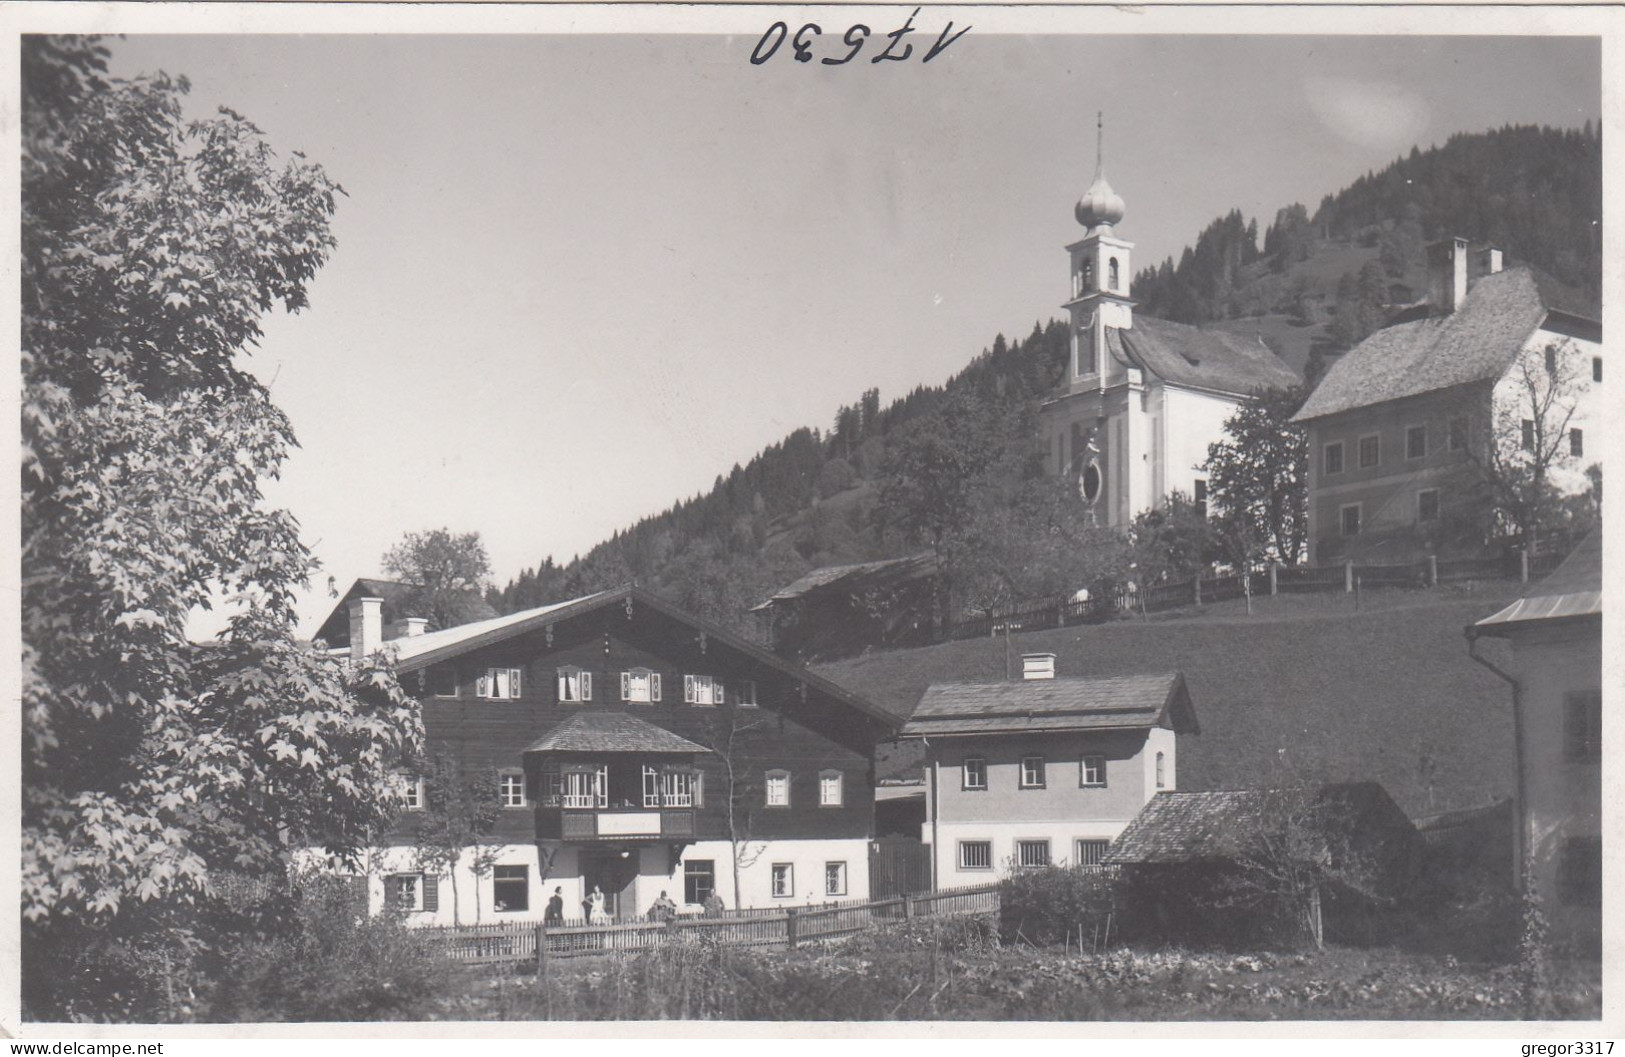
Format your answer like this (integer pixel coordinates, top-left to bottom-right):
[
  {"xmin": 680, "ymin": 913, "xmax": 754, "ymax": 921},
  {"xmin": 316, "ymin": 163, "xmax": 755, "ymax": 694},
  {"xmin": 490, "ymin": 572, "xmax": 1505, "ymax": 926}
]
[{"xmin": 1040, "ymin": 121, "xmax": 1299, "ymax": 529}]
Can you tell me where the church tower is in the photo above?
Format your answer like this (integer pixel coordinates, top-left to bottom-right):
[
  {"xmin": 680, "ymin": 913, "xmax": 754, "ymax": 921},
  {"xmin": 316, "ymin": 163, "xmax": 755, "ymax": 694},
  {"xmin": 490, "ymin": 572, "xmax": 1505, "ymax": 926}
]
[{"xmin": 1064, "ymin": 114, "xmax": 1135, "ymax": 397}]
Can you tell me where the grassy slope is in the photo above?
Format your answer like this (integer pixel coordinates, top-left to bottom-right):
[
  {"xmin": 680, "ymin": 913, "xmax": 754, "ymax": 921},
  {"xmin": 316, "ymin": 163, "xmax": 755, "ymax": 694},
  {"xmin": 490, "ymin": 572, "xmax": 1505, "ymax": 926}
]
[{"xmin": 819, "ymin": 584, "xmax": 1529, "ymax": 817}]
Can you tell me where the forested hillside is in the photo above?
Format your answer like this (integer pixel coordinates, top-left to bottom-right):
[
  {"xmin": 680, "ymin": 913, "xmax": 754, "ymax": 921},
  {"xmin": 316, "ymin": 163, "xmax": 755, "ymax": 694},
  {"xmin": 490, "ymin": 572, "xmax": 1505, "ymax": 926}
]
[
  {"xmin": 491, "ymin": 322, "xmax": 1071, "ymax": 636},
  {"xmin": 491, "ymin": 124, "xmax": 1601, "ymax": 636}
]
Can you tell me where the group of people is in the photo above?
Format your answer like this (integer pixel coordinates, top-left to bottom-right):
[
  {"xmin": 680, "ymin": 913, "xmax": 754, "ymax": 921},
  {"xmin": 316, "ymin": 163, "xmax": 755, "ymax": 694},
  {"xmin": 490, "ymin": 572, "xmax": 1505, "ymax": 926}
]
[{"xmin": 539, "ymin": 885, "xmax": 729, "ymax": 926}]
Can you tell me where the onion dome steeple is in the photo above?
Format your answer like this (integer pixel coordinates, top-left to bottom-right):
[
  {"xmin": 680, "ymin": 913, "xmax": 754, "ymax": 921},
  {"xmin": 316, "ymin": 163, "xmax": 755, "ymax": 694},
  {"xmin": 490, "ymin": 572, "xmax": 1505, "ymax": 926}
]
[{"xmin": 1074, "ymin": 112, "xmax": 1125, "ymax": 233}]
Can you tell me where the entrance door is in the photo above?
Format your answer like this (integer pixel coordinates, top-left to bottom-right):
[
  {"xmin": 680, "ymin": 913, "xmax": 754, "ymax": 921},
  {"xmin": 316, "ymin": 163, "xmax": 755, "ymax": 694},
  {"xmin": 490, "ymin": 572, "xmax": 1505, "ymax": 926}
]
[{"xmin": 580, "ymin": 851, "xmax": 638, "ymax": 921}]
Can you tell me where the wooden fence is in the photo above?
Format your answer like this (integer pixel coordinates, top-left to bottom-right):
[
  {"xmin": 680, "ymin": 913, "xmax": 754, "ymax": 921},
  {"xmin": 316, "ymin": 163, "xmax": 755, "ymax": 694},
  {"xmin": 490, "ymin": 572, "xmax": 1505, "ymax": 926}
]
[
  {"xmin": 948, "ymin": 535, "xmax": 1578, "ymax": 640},
  {"xmin": 423, "ymin": 883, "xmax": 1003, "ymax": 967}
]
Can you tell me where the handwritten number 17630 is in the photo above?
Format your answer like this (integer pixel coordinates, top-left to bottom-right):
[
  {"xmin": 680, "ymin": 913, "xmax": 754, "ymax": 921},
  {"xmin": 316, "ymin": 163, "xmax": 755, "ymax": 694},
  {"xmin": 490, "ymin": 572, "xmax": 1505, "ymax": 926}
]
[{"xmin": 750, "ymin": 8, "xmax": 970, "ymax": 66}]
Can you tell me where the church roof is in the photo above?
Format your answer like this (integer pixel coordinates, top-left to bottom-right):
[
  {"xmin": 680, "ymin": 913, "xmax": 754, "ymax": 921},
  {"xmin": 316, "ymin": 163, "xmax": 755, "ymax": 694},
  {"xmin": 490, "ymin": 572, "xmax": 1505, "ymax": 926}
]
[
  {"xmin": 1292, "ymin": 266, "xmax": 1599, "ymax": 423},
  {"xmin": 1106, "ymin": 315, "xmax": 1300, "ymax": 396}
]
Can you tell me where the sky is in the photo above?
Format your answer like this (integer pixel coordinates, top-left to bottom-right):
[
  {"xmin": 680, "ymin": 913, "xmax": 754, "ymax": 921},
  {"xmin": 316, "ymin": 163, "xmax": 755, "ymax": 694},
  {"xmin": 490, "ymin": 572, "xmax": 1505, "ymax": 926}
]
[{"xmin": 101, "ymin": 26, "xmax": 1601, "ymax": 639}]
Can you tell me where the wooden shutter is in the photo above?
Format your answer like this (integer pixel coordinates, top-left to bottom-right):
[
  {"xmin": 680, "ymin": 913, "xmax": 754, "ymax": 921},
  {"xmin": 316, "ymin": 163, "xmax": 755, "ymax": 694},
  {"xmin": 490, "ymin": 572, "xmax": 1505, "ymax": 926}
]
[
  {"xmin": 620, "ymin": 672, "xmax": 630, "ymax": 701},
  {"xmin": 715, "ymin": 681, "xmax": 724, "ymax": 704},
  {"xmin": 684, "ymin": 674, "xmax": 695, "ymax": 703},
  {"xmin": 580, "ymin": 671, "xmax": 592, "ymax": 701},
  {"xmin": 510, "ymin": 668, "xmax": 523, "ymax": 697},
  {"xmin": 651, "ymin": 673, "xmax": 662, "ymax": 701},
  {"xmin": 475, "ymin": 672, "xmax": 490, "ymax": 699},
  {"xmin": 421, "ymin": 874, "xmax": 439, "ymax": 913}
]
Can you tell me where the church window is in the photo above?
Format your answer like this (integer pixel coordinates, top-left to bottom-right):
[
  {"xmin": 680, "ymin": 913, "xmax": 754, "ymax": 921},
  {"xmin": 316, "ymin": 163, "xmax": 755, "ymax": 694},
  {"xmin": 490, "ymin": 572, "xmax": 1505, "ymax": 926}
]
[
  {"xmin": 1193, "ymin": 479, "xmax": 1208, "ymax": 520},
  {"xmin": 1108, "ymin": 257, "xmax": 1120, "ymax": 290},
  {"xmin": 1081, "ymin": 461, "xmax": 1103, "ymax": 504},
  {"xmin": 1570, "ymin": 429, "xmax": 1584, "ymax": 458},
  {"xmin": 1079, "ymin": 257, "xmax": 1094, "ymax": 293},
  {"xmin": 1592, "ymin": 356, "xmax": 1602, "ymax": 383}
]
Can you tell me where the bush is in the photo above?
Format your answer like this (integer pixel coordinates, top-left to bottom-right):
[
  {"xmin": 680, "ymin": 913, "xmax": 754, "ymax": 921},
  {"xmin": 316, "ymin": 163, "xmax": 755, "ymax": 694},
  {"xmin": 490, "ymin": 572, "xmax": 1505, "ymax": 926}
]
[
  {"xmin": 207, "ymin": 872, "xmax": 458, "ymax": 1021},
  {"xmin": 1000, "ymin": 866, "xmax": 1122, "ymax": 948}
]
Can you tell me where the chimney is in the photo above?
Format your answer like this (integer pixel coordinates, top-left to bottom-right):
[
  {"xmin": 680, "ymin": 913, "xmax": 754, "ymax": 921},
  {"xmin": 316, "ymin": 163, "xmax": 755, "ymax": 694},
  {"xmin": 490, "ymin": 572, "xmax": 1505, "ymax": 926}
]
[
  {"xmin": 1426, "ymin": 236, "xmax": 1470, "ymax": 314},
  {"xmin": 348, "ymin": 596, "xmax": 384, "ymax": 663},
  {"xmin": 387, "ymin": 616, "xmax": 429, "ymax": 640},
  {"xmin": 1474, "ymin": 245, "xmax": 1504, "ymax": 277},
  {"xmin": 1021, "ymin": 653, "xmax": 1057, "ymax": 681}
]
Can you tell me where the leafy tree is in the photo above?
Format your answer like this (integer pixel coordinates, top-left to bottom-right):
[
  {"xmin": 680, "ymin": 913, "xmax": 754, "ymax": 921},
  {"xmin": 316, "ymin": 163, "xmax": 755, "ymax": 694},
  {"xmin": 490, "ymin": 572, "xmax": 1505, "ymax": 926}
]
[
  {"xmin": 1328, "ymin": 261, "xmax": 1389, "ymax": 351},
  {"xmin": 381, "ymin": 527, "xmax": 493, "ymax": 630},
  {"xmin": 21, "ymin": 36, "xmax": 419, "ymax": 1017},
  {"xmin": 1470, "ymin": 339, "xmax": 1595, "ymax": 548},
  {"xmin": 1127, "ymin": 491, "xmax": 1218, "ymax": 584},
  {"xmin": 947, "ymin": 475, "xmax": 1128, "ymax": 617},
  {"xmin": 1204, "ymin": 386, "xmax": 1311, "ymax": 566},
  {"xmin": 406, "ymin": 753, "xmax": 502, "ymax": 926}
]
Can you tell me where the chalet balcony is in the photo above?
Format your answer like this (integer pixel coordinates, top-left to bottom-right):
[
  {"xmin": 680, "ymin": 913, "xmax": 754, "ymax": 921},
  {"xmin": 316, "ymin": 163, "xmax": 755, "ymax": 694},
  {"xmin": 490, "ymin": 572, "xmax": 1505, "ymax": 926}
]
[{"xmin": 536, "ymin": 804, "xmax": 696, "ymax": 842}]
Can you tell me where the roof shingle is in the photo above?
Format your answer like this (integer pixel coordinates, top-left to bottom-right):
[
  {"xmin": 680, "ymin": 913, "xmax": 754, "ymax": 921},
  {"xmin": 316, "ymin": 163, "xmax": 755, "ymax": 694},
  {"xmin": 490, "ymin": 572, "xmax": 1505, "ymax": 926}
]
[
  {"xmin": 899, "ymin": 673, "xmax": 1197, "ymax": 737},
  {"xmin": 1292, "ymin": 267, "xmax": 1598, "ymax": 423},
  {"xmin": 1104, "ymin": 782, "xmax": 1415, "ymax": 866},
  {"xmin": 523, "ymin": 712, "xmax": 710, "ymax": 755},
  {"xmin": 1107, "ymin": 315, "xmax": 1301, "ymax": 396}
]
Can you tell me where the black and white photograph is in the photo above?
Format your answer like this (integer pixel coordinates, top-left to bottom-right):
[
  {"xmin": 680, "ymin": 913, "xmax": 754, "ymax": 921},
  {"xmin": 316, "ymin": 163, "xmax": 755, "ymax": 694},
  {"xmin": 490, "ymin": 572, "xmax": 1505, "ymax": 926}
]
[{"xmin": 8, "ymin": 1, "xmax": 1617, "ymax": 1039}]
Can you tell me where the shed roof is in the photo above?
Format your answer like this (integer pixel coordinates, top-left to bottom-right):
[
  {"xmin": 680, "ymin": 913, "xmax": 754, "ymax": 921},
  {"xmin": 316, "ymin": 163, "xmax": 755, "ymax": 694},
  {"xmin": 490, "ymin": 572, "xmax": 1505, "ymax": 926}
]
[
  {"xmin": 898, "ymin": 672, "xmax": 1197, "ymax": 738},
  {"xmin": 1292, "ymin": 267, "xmax": 1599, "ymax": 423},
  {"xmin": 1474, "ymin": 530, "xmax": 1602, "ymax": 634},
  {"xmin": 523, "ymin": 711, "xmax": 709, "ymax": 755},
  {"xmin": 1106, "ymin": 315, "xmax": 1300, "ymax": 396}
]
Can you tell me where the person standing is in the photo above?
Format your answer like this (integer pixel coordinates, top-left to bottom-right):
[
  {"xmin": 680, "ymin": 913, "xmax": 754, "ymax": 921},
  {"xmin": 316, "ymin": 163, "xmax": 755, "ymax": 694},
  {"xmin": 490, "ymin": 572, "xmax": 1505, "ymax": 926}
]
[
  {"xmin": 544, "ymin": 886, "xmax": 564, "ymax": 927},
  {"xmin": 588, "ymin": 885, "xmax": 609, "ymax": 925}
]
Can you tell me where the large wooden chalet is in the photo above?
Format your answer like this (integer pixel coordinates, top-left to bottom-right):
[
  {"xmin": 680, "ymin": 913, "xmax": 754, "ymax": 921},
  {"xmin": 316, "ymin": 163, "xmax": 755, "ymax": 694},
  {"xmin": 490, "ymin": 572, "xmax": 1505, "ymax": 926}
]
[{"xmin": 318, "ymin": 585, "xmax": 898, "ymax": 925}]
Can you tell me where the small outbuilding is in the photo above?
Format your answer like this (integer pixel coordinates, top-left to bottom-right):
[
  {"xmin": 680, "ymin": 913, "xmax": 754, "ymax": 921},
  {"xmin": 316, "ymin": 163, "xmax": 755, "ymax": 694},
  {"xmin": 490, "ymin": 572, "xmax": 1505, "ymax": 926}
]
[{"xmin": 1104, "ymin": 782, "xmax": 1422, "ymax": 948}]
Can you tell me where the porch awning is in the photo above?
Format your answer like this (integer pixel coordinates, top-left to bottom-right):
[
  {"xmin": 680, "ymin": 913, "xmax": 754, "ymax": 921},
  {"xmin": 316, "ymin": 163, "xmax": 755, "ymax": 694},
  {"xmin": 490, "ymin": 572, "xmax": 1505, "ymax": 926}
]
[{"xmin": 523, "ymin": 711, "xmax": 710, "ymax": 755}]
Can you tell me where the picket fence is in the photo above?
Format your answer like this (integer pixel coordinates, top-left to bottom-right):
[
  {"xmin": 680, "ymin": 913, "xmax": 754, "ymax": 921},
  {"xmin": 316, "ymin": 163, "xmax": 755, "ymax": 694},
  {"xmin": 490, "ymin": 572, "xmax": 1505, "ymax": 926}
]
[
  {"xmin": 947, "ymin": 535, "xmax": 1577, "ymax": 641},
  {"xmin": 422, "ymin": 883, "xmax": 1002, "ymax": 966}
]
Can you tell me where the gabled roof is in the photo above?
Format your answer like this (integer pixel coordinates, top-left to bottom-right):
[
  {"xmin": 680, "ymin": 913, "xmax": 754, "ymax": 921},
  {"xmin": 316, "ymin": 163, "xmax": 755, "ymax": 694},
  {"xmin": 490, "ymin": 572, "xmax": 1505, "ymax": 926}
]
[
  {"xmin": 1106, "ymin": 315, "xmax": 1300, "ymax": 396},
  {"xmin": 1103, "ymin": 782, "xmax": 1413, "ymax": 865},
  {"xmin": 348, "ymin": 584, "xmax": 899, "ymax": 729},
  {"xmin": 523, "ymin": 711, "xmax": 708, "ymax": 755},
  {"xmin": 752, "ymin": 552, "xmax": 936, "ymax": 612},
  {"xmin": 342, "ymin": 590, "xmax": 613, "ymax": 664},
  {"xmin": 314, "ymin": 577, "xmax": 498, "ymax": 646},
  {"xmin": 898, "ymin": 672, "xmax": 1197, "ymax": 738},
  {"xmin": 1292, "ymin": 266, "xmax": 1600, "ymax": 423},
  {"xmin": 1474, "ymin": 530, "xmax": 1602, "ymax": 634}
]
